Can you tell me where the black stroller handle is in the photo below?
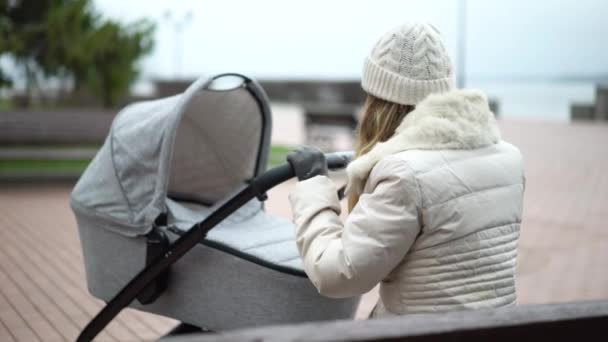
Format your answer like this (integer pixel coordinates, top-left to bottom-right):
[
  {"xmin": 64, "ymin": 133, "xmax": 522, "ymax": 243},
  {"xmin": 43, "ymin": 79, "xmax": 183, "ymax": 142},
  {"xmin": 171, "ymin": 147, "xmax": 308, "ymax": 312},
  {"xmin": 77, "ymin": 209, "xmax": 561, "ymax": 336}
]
[
  {"xmin": 77, "ymin": 151, "xmax": 353, "ymax": 342},
  {"xmin": 255, "ymin": 151, "xmax": 354, "ymax": 191},
  {"xmin": 326, "ymin": 151, "xmax": 355, "ymax": 170}
]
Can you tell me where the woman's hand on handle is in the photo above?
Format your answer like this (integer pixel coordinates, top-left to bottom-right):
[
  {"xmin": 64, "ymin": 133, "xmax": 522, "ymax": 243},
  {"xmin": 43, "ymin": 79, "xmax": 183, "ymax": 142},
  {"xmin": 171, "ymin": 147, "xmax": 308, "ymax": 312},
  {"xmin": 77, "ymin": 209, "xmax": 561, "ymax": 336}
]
[{"xmin": 286, "ymin": 146, "xmax": 328, "ymax": 181}]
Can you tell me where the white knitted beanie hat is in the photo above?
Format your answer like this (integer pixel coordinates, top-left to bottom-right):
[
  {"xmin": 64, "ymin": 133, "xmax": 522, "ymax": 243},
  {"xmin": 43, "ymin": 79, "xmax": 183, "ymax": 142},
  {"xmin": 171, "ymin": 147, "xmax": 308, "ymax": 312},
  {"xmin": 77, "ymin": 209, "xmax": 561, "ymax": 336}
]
[{"xmin": 362, "ymin": 22, "xmax": 454, "ymax": 105}]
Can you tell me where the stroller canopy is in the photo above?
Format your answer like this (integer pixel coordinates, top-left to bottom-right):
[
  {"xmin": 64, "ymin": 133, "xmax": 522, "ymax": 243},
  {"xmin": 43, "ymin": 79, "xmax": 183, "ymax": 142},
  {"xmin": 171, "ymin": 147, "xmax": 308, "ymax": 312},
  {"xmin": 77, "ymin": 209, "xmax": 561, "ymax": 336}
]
[{"xmin": 71, "ymin": 74, "xmax": 272, "ymax": 237}]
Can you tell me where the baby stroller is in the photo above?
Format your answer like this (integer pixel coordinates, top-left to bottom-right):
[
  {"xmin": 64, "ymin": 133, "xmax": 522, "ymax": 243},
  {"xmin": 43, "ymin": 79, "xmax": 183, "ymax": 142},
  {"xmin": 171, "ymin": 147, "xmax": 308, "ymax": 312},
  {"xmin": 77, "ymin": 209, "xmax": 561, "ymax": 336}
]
[{"xmin": 71, "ymin": 74, "xmax": 359, "ymax": 341}]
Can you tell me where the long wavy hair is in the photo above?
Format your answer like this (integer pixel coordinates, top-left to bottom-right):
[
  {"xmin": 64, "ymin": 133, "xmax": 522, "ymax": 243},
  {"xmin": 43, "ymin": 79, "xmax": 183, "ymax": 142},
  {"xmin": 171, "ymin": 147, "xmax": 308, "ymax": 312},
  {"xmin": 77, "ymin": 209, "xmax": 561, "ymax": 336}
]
[{"xmin": 348, "ymin": 95, "xmax": 415, "ymax": 211}]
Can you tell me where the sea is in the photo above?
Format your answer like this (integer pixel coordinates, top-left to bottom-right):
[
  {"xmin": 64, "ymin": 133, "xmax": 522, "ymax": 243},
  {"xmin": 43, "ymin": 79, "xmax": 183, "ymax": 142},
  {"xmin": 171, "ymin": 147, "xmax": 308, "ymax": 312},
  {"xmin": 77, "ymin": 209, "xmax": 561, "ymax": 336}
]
[{"xmin": 466, "ymin": 80, "xmax": 600, "ymax": 121}]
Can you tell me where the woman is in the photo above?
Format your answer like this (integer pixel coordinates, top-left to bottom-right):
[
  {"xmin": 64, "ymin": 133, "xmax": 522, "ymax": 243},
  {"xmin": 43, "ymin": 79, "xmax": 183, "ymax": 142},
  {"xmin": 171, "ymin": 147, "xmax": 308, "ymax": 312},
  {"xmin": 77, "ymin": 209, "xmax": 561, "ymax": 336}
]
[{"xmin": 287, "ymin": 22, "xmax": 525, "ymax": 317}]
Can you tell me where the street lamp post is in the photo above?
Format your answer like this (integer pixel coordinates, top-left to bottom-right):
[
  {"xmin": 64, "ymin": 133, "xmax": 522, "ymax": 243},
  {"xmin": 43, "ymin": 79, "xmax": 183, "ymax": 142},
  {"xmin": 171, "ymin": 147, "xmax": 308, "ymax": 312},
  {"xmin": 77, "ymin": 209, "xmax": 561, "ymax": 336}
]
[
  {"xmin": 457, "ymin": 0, "xmax": 467, "ymax": 89},
  {"xmin": 164, "ymin": 10, "xmax": 193, "ymax": 79}
]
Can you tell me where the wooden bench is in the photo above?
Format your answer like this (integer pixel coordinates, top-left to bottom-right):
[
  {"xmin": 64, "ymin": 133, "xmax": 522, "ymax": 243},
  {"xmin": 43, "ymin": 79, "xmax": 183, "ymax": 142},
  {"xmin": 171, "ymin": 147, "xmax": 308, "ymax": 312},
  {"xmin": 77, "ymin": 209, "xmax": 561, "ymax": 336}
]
[
  {"xmin": 0, "ymin": 110, "xmax": 114, "ymax": 181},
  {"xmin": 0, "ymin": 110, "xmax": 114, "ymax": 145}
]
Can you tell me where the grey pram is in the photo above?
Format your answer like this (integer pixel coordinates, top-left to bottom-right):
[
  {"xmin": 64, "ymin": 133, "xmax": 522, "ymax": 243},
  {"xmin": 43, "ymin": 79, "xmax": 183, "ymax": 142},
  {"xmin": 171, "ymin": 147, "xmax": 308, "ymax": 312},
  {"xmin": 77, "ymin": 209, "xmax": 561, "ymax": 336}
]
[{"xmin": 71, "ymin": 74, "xmax": 359, "ymax": 341}]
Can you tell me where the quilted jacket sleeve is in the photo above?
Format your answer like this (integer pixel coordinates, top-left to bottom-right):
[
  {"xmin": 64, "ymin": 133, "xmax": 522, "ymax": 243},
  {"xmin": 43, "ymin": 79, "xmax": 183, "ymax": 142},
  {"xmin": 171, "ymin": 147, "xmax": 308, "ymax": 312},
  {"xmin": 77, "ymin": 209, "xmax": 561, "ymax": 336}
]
[{"xmin": 288, "ymin": 157, "xmax": 421, "ymax": 298}]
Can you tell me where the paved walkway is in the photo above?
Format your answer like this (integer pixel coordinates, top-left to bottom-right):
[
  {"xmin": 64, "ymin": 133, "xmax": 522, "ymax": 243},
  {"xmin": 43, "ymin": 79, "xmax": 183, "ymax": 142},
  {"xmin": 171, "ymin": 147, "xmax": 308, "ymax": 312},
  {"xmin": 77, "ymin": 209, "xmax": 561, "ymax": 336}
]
[{"xmin": 1, "ymin": 116, "xmax": 608, "ymax": 341}]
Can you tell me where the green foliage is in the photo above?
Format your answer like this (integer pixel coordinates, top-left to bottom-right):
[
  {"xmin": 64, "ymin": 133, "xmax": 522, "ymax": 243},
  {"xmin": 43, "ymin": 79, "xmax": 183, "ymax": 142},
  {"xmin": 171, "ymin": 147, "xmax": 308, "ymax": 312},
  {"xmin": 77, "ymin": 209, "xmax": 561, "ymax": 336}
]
[
  {"xmin": 86, "ymin": 18, "xmax": 154, "ymax": 107},
  {"xmin": 0, "ymin": 68, "xmax": 11, "ymax": 87},
  {"xmin": 0, "ymin": 0, "xmax": 155, "ymax": 107},
  {"xmin": 0, "ymin": 159, "xmax": 91, "ymax": 172},
  {"xmin": 268, "ymin": 145, "xmax": 294, "ymax": 168},
  {"xmin": 0, "ymin": 145, "xmax": 293, "ymax": 174},
  {"xmin": 39, "ymin": 0, "xmax": 97, "ymax": 83}
]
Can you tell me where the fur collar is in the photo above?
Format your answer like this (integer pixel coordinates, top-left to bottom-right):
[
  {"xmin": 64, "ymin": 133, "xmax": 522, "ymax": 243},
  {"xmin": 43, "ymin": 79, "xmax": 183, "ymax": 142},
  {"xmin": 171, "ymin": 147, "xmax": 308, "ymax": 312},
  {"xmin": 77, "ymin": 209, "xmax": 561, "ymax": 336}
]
[{"xmin": 346, "ymin": 89, "xmax": 501, "ymax": 196}]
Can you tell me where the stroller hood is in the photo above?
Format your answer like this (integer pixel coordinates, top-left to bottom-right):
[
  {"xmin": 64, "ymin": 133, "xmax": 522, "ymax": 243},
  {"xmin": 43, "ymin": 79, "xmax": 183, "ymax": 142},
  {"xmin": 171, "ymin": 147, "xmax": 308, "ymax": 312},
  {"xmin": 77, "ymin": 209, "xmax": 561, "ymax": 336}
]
[{"xmin": 71, "ymin": 75, "xmax": 271, "ymax": 237}]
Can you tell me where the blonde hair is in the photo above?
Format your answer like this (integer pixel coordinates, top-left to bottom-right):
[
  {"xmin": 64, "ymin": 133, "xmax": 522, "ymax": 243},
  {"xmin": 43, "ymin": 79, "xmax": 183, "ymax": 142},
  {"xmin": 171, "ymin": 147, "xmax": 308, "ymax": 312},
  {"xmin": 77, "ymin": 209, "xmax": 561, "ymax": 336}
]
[{"xmin": 348, "ymin": 95, "xmax": 414, "ymax": 211}]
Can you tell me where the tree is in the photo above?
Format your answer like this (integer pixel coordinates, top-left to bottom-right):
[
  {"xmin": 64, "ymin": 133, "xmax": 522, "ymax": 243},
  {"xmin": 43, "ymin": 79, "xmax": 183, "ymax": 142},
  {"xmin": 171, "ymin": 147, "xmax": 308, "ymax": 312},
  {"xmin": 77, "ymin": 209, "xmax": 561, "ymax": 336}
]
[
  {"xmin": 0, "ymin": 0, "xmax": 12, "ymax": 87},
  {"xmin": 87, "ymin": 19, "xmax": 154, "ymax": 107},
  {"xmin": 0, "ymin": 0, "xmax": 155, "ymax": 107},
  {"xmin": 0, "ymin": 0, "xmax": 57, "ymax": 101},
  {"xmin": 38, "ymin": 0, "xmax": 97, "ymax": 92}
]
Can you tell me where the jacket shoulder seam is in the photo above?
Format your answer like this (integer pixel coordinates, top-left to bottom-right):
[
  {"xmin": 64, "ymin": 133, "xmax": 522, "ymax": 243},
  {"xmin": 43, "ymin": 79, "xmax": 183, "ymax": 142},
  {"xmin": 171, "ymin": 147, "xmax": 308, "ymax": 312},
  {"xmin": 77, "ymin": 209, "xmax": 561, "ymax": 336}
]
[{"xmin": 372, "ymin": 155, "xmax": 424, "ymax": 211}]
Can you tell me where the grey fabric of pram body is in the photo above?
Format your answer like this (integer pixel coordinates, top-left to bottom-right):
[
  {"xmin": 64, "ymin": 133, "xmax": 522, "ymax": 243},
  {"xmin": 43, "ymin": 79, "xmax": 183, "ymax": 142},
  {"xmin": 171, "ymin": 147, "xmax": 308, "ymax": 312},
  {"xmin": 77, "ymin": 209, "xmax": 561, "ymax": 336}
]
[{"xmin": 71, "ymin": 74, "xmax": 359, "ymax": 331}]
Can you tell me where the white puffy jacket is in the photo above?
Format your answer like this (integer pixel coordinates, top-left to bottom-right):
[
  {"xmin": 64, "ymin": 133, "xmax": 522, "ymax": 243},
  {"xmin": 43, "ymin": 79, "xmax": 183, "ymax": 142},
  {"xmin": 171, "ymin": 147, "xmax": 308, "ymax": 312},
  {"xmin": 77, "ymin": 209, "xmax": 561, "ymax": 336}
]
[{"xmin": 289, "ymin": 89, "xmax": 525, "ymax": 316}]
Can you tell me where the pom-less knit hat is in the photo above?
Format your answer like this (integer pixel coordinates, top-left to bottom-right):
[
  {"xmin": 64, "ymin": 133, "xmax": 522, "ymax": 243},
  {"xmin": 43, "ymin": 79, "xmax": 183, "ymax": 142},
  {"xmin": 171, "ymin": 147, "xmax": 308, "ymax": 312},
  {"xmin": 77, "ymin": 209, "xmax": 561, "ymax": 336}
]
[{"xmin": 362, "ymin": 22, "xmax": 455, "ymax": 105}]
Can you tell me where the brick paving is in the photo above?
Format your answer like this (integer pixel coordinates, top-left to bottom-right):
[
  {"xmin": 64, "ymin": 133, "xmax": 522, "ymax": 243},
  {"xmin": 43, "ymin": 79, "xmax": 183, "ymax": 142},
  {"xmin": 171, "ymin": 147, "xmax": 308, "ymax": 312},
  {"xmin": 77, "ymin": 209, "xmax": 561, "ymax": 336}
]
[
  {"xmin": 1, "ymin": 117, "xmax": 608, "ymax": 340},
  {"xmin": 499, "ymin": 120, "xmax": 608, "ymax": 304}
]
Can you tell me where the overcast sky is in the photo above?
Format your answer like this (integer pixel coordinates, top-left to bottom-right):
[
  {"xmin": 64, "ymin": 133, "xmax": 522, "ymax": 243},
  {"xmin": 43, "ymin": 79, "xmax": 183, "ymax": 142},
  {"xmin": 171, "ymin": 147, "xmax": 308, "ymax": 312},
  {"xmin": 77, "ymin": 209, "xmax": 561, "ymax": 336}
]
[{"xmin": 95, "ymin": 0, "xmax": 608, "ymax": 80}]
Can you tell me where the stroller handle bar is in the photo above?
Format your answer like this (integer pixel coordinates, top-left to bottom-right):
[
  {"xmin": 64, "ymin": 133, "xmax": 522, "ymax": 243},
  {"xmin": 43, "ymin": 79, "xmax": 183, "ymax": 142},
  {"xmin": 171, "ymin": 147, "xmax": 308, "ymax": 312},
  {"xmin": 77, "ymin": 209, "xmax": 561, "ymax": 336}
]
[
  {"xmin": 327, "ymin": 151, "xmax": 355, "ymax": 170},
  {"xmin": 254, "ymin": 151, "xmax": 353, "ymax": 194},
  {"xmin": 77, "ymin": 151, "xmax": 354, "ymax": 342}
]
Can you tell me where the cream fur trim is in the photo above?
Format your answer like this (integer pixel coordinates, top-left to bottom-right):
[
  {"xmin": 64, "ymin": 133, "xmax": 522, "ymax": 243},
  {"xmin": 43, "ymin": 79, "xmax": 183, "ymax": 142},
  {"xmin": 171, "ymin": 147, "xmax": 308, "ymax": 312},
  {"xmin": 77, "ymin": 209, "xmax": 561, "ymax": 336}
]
[{"xmin": 346, "ymin": 89, "xmax": 501, "ymax": 196}]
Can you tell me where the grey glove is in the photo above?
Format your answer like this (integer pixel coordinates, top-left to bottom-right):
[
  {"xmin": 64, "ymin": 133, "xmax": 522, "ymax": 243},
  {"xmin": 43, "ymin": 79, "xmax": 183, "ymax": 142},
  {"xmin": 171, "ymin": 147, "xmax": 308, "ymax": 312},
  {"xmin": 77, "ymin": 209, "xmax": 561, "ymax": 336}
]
[{"xmin": 286, "ymin": 146, "xmax": 328, "ymax": 181}]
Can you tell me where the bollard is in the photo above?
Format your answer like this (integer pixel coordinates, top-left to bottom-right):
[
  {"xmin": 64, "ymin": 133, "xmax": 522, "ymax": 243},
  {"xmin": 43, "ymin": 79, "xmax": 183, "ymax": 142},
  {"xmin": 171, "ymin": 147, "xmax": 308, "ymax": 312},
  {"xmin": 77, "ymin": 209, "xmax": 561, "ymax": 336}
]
[
  {"xmin": 571, "ymin": 103, "xmax": 595, "ymax": 121},
  {"xmin": 489, "ymin": 98, "xmax": 500, "ymax": 118},
  {"xmin": 595, "ymin": 85, "xmax": 608, "ymax": 121}
]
